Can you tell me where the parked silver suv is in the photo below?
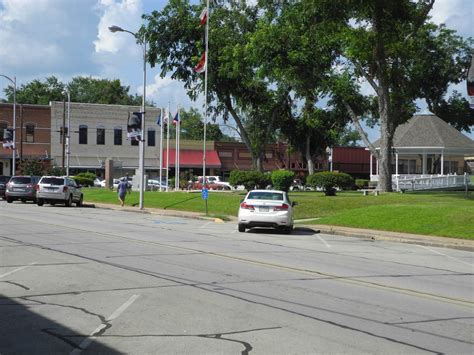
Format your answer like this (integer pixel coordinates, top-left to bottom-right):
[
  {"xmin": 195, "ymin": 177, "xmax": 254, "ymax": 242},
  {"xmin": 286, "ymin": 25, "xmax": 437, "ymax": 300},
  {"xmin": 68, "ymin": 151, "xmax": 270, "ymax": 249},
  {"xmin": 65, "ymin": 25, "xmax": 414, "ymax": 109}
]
[{"xmin": 36, "ymin": 176, "xmax": 83, "ymax": 207}]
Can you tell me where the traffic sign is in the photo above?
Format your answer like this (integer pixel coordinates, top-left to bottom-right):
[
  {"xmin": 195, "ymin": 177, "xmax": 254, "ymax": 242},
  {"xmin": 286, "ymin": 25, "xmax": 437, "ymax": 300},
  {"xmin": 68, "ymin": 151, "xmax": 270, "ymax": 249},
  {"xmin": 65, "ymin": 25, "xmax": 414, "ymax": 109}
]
[{"xmin": 201, "ymin": 188, "xmax": 208, "ymax": 200}]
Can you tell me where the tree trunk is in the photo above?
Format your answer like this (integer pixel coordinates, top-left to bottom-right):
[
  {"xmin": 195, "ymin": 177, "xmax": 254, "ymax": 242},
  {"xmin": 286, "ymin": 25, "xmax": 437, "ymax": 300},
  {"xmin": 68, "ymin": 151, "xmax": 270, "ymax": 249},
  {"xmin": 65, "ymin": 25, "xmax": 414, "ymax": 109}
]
[
  {"xmin": 377, "ymin": 91, "xmax": 394, "ymax": 192},
  {"xmin": 305, "ymin": 135, "xmax": 314, "ymax": 174}
]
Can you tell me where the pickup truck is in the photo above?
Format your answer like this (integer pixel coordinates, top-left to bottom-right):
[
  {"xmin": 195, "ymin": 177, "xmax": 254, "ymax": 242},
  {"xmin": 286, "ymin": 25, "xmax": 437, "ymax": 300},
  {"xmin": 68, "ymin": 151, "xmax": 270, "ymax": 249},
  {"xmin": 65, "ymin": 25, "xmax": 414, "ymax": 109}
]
[{"xmin": 189, "ymin": 176, "xmax": 232, "ymax": 190}]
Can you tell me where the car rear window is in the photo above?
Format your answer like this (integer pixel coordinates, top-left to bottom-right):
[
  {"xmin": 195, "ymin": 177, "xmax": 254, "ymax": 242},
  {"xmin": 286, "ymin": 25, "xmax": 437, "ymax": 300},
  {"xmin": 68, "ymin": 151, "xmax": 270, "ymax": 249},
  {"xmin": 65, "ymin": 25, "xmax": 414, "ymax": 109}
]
[
  {"xmin": 41, "ymin": 177, "xmax": 65, "ymax": 185},
  {"xmin": 247, "ymin": 192, "xmax": 283, "ymax": 201},
  {"xmin": 10, "ymin": 177, "xmax": 32, "ymax": 184},
  {"xmin": 0, "ymin": 176, "xmax": 10, "ymax": 183}
]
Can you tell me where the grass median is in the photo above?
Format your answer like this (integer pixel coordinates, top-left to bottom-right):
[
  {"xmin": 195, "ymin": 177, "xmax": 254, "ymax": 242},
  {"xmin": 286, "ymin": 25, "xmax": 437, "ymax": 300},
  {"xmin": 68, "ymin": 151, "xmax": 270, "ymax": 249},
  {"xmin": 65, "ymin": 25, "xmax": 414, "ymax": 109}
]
[{"xmin": 84, "ymin": 188, "xmax": 474, "ymax": 239}]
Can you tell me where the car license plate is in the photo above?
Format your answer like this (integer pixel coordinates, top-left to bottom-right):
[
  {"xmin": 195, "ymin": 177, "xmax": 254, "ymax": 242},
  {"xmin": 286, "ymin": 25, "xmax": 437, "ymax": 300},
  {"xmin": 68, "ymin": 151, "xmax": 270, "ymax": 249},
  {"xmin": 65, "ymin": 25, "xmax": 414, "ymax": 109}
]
[{"xmin": 259, "ymin": 206, "xmax": 269, "ymax": 212}]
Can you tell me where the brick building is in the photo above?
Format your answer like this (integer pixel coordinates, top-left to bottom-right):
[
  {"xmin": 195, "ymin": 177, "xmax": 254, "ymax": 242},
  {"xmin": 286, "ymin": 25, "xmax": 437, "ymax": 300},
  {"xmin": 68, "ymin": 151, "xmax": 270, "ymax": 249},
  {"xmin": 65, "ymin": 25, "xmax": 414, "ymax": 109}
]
[{"xmin": 0, "ymin": 103, "xmax": 51, "ymax": 175}]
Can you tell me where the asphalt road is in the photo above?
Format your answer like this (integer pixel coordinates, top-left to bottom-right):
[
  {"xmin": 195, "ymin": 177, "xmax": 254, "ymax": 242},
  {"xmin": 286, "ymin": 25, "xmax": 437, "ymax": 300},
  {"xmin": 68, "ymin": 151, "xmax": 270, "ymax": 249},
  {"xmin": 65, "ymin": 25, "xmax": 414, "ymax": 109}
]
[{"xmin": 1, "ymin": 201, "xmax": 473, "ymax": 354}]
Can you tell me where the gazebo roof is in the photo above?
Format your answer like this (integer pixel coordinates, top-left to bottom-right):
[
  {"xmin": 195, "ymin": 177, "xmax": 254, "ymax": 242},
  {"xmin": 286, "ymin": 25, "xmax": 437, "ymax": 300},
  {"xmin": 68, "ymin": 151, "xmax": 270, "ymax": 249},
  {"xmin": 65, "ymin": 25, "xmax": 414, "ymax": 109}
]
[{"xmin": 373, "ymin": 114, "xmax": 474, "ymax": 154}]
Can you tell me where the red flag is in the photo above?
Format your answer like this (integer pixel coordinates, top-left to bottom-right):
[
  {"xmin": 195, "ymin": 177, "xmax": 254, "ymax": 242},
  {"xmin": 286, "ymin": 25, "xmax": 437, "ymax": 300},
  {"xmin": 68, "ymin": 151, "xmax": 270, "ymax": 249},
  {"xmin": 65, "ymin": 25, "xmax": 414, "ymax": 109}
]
[
  {"xmin": 194, "ymin": 52, "xmax": 206, "ymax": 74},
  {"xmin": 199, "ymin": 7, "xmax": 207, "ymax": 26}
]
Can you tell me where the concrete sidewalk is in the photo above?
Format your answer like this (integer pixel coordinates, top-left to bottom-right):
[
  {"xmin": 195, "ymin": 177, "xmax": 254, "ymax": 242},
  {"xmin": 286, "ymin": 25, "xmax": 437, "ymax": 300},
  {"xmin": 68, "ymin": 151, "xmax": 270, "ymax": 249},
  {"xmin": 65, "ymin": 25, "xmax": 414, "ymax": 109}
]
[{"xmin": 91, "ymin": 202, "xmax": 474, "ymax": 252}]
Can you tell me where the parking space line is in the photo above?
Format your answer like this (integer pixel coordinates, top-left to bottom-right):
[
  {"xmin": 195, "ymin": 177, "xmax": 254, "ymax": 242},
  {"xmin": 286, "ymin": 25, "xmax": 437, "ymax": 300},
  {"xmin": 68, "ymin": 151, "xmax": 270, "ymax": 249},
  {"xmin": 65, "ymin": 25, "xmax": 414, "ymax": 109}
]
[
  {"xmin": 317, "ymin": 235, "xmax": 331, "ymax": 248},
  {"xmin": 199, "ymin": 221, "xmax": 213, "ymax": 229},
  {"xmin": 0, "ymin": 262, "xmax": 36, "ymax": 278},
  {"xmin": 70, "ymin": 294, "xmax": 140, "ymax": 354},
  {"xmin": 416, "ymin": 245, "xmax": 472, "ymax": 266}
]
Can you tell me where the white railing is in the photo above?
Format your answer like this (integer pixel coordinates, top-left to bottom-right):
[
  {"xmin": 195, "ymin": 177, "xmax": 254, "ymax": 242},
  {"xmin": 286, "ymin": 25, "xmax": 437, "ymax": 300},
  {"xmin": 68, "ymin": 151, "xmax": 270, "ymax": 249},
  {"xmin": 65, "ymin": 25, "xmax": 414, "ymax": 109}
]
[{"xmin": 393, "ymin": 173, "xmax": 471, "ymax": 192}]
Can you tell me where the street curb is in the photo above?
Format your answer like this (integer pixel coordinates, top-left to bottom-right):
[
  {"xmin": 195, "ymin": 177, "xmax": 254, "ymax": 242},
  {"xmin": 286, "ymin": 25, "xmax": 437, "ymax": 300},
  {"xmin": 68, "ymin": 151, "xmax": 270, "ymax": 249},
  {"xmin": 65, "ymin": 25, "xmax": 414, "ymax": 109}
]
[
  {"xmin": 90, "ymin": 202, "xmax": 473, "ymax": 252},
  {"xmin": 310, "ymin": 224, "xmax": 474, "ymax": 252}
]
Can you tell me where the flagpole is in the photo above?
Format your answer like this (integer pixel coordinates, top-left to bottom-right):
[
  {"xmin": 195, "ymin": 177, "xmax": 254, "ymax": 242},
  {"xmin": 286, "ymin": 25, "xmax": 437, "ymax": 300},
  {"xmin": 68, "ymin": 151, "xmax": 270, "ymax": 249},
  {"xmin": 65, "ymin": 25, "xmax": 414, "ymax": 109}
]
[
  {"xmin": 203, "ymin": 0, "xmax": 209, "ymax": 197},
  {"xmin": 175, "ymin": 106, "xmax": 178, "ymax": 190},
  {"xmin": 166, "ymin": 102, "xmax": 170, "ymax": 192},
  {"xmin": 177, "ymin": 105, "xmax": 180, "ymax": 190},
  {"xmin": 159, "ymin": 108, "xmax": 163, "ymax": 191},
  {"xmin": 175, "ymin": 104, "xmax": 180, "ymax": 190}
]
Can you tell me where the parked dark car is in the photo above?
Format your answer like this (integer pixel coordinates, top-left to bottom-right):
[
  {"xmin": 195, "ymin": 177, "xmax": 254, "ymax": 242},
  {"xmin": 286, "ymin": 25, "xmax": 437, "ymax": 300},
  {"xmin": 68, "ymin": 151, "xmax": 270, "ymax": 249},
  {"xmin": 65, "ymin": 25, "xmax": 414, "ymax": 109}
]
[
  {"xmin": 0, "ymin": 175, "xmax": 11, "ymax": 200},
  {"xmin": 5, "ymin": 176, "xmax": 41, "ymax": 203}
]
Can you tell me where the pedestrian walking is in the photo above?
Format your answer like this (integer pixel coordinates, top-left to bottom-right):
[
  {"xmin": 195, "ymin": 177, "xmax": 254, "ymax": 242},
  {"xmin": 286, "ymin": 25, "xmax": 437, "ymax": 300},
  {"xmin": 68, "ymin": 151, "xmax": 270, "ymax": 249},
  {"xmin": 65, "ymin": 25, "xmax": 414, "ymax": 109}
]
[{"xmin": 117, "ymin": 177, "xmax": 129, "ymax": 207}]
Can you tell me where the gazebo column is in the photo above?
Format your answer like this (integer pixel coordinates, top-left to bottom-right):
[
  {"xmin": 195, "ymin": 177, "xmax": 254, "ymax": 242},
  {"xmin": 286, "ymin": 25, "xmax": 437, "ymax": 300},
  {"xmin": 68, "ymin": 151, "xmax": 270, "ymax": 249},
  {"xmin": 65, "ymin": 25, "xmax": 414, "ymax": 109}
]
[
  {"xmin": 370, "ymin": 153, "xmax": 373, "ymax": 178},
  {"xmin": 440, "ymin": 151, "xmax": 444, "ymax": 175},
  {"xmin": 395, "ymin": 152, "xmax": 399, "ymax": 175},
  {"xmin": 422, "ymin": 153, "xmax": 427, "ymax": 175}
]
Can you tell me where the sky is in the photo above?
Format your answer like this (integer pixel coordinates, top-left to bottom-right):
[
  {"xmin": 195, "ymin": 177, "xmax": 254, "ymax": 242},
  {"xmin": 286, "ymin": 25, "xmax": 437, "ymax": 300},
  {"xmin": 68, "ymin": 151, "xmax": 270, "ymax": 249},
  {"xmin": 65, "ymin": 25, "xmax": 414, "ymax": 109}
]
[{"xmin": 0, "ymin": 0, "xmax": 473, "ymax": 141}]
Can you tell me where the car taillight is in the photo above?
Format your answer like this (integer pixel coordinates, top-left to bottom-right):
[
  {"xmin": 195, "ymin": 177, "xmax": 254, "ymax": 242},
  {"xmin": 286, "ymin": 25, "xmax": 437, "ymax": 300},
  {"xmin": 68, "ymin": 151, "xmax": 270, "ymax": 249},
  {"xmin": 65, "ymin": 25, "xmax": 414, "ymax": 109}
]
[
  {"xmin": 240, "ymin": 202, "xmax": 254, "ymax": 210},
  {"xmin": 63, "ymin": 186, "xmax": 68, "ymax": 193},
  {"xmin": 274, "ymin": 203, "xmax": 289, "ymax": 211}
]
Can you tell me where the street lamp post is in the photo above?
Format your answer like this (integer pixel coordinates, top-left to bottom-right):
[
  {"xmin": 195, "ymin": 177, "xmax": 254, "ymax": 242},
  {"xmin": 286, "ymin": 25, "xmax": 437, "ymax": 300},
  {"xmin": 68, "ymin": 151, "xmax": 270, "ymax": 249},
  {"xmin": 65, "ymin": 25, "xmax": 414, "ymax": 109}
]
[
  {"xmin": 63, "ymin": 89, "xmax": 71, "ymax": 176},
  {"xmin": 1, "ymin": 74, "xmax": 16, "ymax": 175},
  {"xmin": 109, "ymin": 25, "xmax": 146, "ymax": 210}
]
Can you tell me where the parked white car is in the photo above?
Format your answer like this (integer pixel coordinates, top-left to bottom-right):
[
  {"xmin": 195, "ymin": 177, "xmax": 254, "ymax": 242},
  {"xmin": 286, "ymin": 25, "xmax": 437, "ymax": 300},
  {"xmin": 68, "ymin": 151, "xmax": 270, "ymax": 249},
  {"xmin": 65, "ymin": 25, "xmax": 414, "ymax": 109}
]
[
  {"xmin": 94, "ymin": 178, "xmax": 106, "ymax": 187},
  {"xmin": 36, "ymin": 176, "xmax": 83, "ymax": 207},
  {"xmin": 237, "ymin": 189, "xmax": 296, "ymax": 234}
]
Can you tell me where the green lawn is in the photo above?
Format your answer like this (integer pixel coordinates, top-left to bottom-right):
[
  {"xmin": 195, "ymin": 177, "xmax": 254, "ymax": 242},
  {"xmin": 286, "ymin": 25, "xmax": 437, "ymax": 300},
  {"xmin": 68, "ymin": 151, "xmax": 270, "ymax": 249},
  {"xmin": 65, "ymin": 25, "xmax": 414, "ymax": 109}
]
[{"xmin": 83, "ymin": 188, "xmax": 474, "ymax": 239}]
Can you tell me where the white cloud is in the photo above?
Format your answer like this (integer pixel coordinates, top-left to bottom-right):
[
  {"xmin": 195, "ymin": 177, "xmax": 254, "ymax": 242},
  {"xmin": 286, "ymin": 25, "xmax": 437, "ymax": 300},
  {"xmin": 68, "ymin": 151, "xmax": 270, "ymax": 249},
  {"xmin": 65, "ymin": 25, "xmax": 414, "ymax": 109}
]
[
  {"xmin": 0, "ymin": 0, "xmax": 99, "ymax": 82},
  {"xmin": 94, "ymin": 0, "xmax": 143, "ymax": 54},
  {"xmin": 144, "ymin": 74, "xmax": 196, "ymax": 110},
  {"xmin": 430, "ymin": 0, "xmax": 473, "ymax": 38}
]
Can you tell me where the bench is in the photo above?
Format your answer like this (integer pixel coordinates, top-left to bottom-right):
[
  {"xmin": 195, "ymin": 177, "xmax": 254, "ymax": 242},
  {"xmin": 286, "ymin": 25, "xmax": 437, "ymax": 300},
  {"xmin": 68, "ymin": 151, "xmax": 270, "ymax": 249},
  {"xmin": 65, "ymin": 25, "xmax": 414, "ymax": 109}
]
[{"xmin": 359, "ymin": 189, "xmax": 381, "ymax": 196}]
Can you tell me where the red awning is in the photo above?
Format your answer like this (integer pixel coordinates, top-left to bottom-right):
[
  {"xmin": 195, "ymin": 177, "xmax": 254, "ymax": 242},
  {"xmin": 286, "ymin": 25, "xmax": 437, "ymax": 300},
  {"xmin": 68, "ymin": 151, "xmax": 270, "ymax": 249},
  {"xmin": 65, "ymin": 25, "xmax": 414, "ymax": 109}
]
[{"xmin": 162, "ymin": 149, "xmax": 221, "ymax": 168}]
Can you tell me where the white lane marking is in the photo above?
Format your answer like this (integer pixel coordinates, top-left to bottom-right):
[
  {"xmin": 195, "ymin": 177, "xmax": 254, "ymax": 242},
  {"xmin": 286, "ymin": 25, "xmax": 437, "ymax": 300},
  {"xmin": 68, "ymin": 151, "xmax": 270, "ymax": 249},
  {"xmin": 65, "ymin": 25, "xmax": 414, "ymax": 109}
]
[
  {"xmin": 199, "ymin": 221, "xmax": 213, "ymax": 229},
  {"xmin": 417, "ymin": 245, "xmax": 472, "ymax": 267},
  {"xmin": 317, "ymin": 235, "xmax": 331, "ymax": 248},
  {"xmin": 0, "ymin": 262, "xmax": 36, "ymax": 278},
  {"xmin": 70, "ymin": 294, "xmax": 140, "ymax": 354}
]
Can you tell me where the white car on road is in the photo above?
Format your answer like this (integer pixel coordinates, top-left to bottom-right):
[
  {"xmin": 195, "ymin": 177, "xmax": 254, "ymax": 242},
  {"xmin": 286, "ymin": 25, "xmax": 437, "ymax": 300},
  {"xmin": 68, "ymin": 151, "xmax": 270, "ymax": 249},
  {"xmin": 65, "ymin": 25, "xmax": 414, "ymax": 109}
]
[{"xmin": 238, "ymin": 189, "xmax": 296, "ymax": 234}]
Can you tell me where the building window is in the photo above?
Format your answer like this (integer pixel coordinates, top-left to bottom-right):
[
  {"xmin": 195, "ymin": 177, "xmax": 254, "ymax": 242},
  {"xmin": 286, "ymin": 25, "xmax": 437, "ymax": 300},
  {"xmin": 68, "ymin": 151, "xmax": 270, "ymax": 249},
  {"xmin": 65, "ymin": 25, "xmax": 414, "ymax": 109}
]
[
  {"xmin": 79, "ymin": 125, "xmax": 88, "ymax": 144},
  {"xmin": 0, "ymin": 122, "xmax": 7, "ymax": 141},
  {"xmin": 25, "ymin": 124, "xmax": 35, "ymax": 143},
  {"xmin": 114, "ymin": 127, "xmax": 122, "ymax": 145},
  {"xmin": 97, "ymin": 125, "xmax": 105, "ymax": 145},
  {"xmin": 148, "ymin": 129, "xmax": 155, "ymax": 147},
  {"xmin": 219, "ymin": 151, "xmax": 233, "ymax": 158}
]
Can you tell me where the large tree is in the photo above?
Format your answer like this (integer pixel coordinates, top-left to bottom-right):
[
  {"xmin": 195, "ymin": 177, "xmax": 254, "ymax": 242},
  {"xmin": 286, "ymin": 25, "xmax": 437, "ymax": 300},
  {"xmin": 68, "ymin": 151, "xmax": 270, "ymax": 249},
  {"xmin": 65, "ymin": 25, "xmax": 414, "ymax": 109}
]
[
  {"xmin": 3, "ymin": 76, "xmax": 145, "ymax": 106},
  {"xmin": 143, "ymin": 0, "xmax": 289, "ymax": 171},
  {"xmin": 324, "ymin": 0, "xmax": 472, "ymax": 191},
  {"xmin": 251, "ymin": 0, "xmax": 350, "ymax": 173}
]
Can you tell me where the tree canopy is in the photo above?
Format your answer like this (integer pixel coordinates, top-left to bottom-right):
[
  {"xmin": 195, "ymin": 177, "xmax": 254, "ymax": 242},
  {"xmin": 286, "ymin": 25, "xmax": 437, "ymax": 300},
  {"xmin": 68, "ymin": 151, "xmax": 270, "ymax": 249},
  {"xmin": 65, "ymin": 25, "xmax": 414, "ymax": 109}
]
[{"xmin": 3, "ymin": 76, "xmax": 147, "ymax": 106}]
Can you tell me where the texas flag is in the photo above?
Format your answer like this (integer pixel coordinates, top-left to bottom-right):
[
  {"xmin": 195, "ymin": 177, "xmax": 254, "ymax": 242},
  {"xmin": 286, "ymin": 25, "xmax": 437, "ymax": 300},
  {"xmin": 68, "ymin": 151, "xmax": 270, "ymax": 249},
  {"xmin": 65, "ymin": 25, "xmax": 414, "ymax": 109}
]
[
  {"xmin": 194, "ymin": 52, "xmax": 206, "ymax": 74},
  {"xmin": 199, "ymin": 7, "xmax": 207, "ymax": 26}
]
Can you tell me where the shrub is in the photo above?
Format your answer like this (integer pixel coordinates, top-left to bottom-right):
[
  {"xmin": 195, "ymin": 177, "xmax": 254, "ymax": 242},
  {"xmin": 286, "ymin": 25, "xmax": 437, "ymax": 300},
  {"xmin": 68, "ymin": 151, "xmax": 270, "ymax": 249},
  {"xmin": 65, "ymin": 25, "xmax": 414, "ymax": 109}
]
[
  {"xmin": 229, "ymin": 170, "xmax": 270, "ymax": 191},
  {"xmin": 73, "ymin": 172, "xmax": 95, "ymax": 187},
  {"xmin": 47, "ymin": 166, "xmax": 66, "ymax": 176},
  {"xmin": 355, "ymin": 179, "xmax": 369, "ymax": 189},
  {"xmin": 306, "ymin": 171, "xmax": 354, "ymax": 196},
  {"xmin": 271, "ymin": 170, "xmax": 295, "ymax": 192},
  {"xmin": 20, "ymin": 158, "xmax": 44, "ymax": 176}
]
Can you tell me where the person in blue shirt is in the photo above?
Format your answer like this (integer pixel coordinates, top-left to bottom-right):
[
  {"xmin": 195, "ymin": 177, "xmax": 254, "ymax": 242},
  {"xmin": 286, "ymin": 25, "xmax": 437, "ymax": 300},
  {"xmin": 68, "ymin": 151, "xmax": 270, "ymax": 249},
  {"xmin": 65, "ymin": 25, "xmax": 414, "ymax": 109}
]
[{"xmin": 117, "ymin": 178, "xmax": 129, "ymax": 207}]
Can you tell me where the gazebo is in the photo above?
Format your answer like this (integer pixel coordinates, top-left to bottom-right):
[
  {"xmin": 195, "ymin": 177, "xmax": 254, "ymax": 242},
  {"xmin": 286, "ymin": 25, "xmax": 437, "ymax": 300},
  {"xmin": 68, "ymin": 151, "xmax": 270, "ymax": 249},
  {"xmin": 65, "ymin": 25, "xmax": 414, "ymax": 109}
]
[{"xmin": 370, "ymin": 114, "xmax": 474, "ymax": 190}]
